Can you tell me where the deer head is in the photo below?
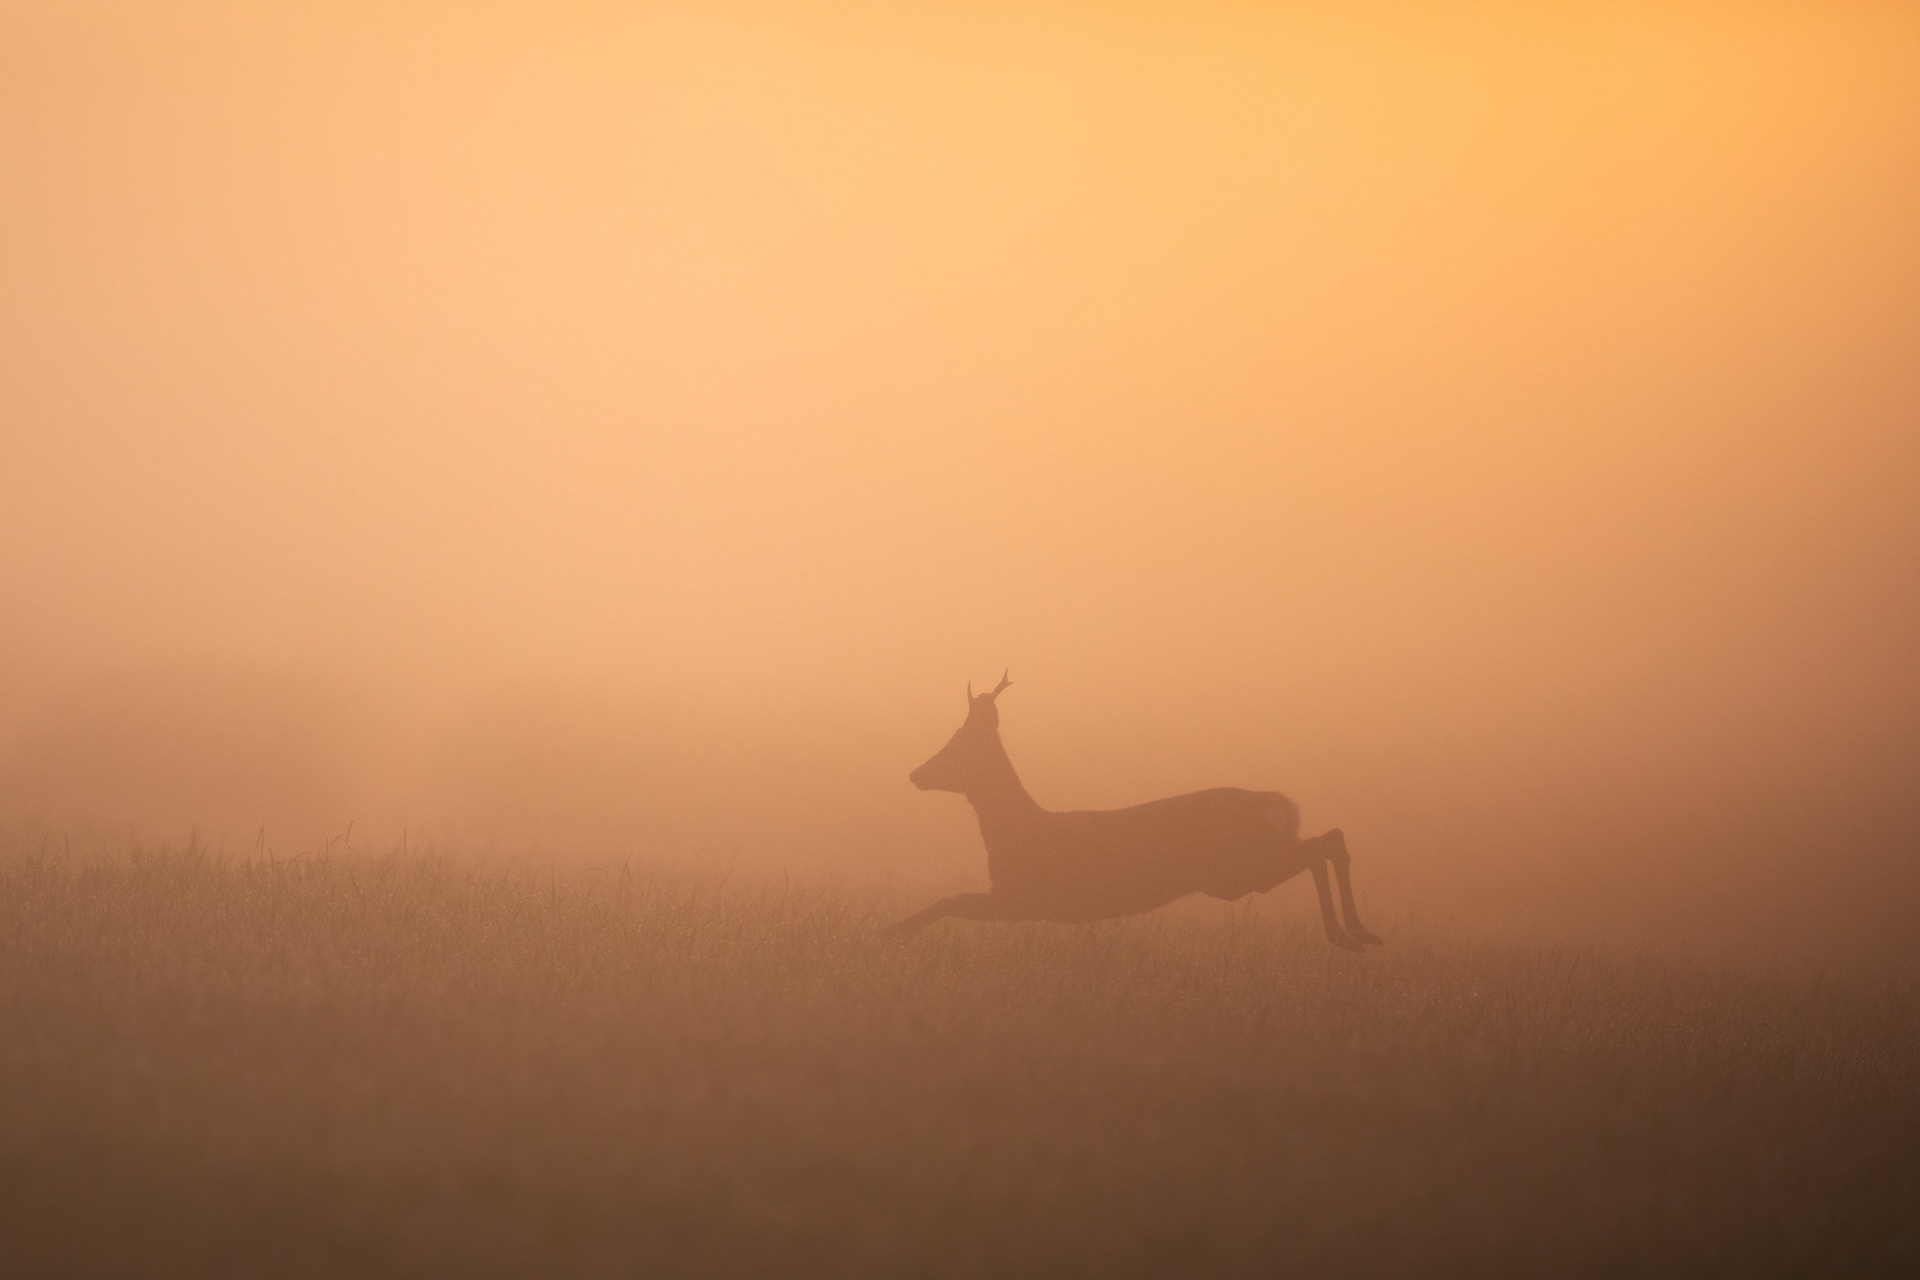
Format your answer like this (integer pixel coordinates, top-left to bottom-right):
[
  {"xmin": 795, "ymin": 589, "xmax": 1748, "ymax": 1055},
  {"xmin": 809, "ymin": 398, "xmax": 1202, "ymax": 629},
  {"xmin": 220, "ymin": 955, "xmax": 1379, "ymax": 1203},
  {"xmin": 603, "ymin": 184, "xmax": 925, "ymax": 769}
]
[{"xmin": 909, "ymin": 671, "xmax": 1014, "ymax": 794}]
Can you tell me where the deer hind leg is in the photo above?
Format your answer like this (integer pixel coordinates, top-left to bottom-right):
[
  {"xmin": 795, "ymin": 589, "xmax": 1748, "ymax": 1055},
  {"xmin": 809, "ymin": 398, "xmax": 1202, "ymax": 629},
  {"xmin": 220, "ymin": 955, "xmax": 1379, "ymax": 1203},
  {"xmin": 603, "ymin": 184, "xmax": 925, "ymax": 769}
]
[
  {"xmin": 1309, "ymin": 860, "xmax": 1365, "ymax": 951},
  {"xmin": 1314, "ymin": 828, "xmax": 1383, "ymax": 947},
  {"xmin": 881, "ymin": 892, "xmax": 1011, "ymax": 941}
]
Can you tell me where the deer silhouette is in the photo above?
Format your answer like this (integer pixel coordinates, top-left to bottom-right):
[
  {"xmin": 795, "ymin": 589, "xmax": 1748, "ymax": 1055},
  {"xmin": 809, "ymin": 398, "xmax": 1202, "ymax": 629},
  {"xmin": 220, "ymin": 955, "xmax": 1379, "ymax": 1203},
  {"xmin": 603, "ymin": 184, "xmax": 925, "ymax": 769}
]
[{"xmin": 886, "ymin": 672, "xmax": 1383, "ymax": 950}]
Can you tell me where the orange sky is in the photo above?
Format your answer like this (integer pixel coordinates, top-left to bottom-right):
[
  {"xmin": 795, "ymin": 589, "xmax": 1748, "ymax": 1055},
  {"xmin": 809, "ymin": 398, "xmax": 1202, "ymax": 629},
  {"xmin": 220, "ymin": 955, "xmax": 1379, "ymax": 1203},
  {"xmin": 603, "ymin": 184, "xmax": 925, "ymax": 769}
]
[{"xmin": 3, "ymin": 3, "xmax": 1917, "ymax": 945}]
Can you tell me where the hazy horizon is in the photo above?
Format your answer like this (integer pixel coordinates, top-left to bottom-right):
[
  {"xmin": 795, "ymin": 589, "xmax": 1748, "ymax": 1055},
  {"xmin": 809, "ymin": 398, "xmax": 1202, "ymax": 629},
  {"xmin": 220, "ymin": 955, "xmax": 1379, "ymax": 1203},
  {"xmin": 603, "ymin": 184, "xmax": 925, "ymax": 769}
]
[{"xmin": 5, "ymin": 2, "xmax": 1917, "ymax": 956}]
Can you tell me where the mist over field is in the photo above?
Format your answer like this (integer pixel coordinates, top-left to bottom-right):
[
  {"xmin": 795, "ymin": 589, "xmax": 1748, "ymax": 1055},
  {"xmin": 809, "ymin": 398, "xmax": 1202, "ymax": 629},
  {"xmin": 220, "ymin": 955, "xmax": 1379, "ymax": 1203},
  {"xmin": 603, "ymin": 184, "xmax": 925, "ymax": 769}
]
[
  {"xmin": 2, "ymin": 3, "xmax": 1918, "ymax": 1274},
  {"xmin": 6, "ymin": 1, "xmax": 1918, "ymax": 955}
]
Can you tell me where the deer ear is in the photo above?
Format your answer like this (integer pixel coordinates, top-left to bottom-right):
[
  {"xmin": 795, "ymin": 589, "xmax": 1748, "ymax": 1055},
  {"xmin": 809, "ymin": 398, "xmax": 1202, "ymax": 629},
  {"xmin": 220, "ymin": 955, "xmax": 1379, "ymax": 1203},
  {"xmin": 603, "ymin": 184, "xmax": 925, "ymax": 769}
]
[
  {"xmin": 988, "ymin": 669, "xmax": 1013, "ymax": 700},
  {"xmin": 966, "ymin": 681, "xmax": 973, "ymax": 704}
]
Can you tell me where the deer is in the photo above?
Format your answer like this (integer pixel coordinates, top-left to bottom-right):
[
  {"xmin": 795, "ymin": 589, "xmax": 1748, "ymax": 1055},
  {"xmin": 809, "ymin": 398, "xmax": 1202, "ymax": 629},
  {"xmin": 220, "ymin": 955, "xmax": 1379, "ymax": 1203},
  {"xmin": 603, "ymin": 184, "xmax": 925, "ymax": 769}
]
[{"xmin": 885, "ymin": 672, "xmax": 1383, "ymax": 950}]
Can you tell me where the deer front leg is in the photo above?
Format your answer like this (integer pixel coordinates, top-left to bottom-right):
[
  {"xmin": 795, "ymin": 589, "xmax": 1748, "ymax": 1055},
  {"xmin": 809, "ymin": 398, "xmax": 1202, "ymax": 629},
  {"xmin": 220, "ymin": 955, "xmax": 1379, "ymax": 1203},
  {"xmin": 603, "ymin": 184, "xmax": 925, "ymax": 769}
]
[
  {"xmin": 881, "ymin": 892, "xmax": 1010, "ymax": 940},
  {"xmin": 1309, "ymin": 860, "xmax": 1365, "ymax": 952},
  {"xmin": 1315, "ymin": 828, "xmax": 1384, "ymax": 947}
]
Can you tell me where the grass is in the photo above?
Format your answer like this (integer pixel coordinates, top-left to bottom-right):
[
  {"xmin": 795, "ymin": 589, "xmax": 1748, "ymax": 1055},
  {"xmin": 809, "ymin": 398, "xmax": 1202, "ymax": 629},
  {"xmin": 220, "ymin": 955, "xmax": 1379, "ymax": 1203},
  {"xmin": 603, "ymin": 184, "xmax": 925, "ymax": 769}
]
[{"xmin": 0, "ymin": 846, "xmax": 1914, "ymax": 1278}]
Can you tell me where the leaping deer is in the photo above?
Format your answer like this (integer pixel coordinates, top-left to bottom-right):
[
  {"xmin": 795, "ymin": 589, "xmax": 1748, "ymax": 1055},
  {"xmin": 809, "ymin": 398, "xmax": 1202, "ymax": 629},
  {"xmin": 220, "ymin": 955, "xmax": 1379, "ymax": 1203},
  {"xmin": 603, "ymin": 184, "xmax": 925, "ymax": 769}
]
[{"xmin": 886, "ymin": 672, "xmax": 1383, "ymax": 950}]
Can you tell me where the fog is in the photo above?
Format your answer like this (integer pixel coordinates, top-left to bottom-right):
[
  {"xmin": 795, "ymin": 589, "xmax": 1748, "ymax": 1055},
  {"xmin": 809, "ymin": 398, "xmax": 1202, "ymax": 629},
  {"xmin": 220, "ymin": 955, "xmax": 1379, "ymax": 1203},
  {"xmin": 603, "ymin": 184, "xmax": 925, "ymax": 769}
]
[{"xmin": 5, "ymin": 2, "xmax": 1917, "ymax": 951}]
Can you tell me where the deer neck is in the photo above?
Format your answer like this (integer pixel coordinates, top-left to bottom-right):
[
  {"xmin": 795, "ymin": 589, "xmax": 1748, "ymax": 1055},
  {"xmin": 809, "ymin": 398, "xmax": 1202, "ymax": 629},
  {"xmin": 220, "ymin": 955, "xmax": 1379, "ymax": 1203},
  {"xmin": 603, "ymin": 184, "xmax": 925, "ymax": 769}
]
[{"xmin": 964, "ymin": 733, "xmax": 1044, "ymax": 833}]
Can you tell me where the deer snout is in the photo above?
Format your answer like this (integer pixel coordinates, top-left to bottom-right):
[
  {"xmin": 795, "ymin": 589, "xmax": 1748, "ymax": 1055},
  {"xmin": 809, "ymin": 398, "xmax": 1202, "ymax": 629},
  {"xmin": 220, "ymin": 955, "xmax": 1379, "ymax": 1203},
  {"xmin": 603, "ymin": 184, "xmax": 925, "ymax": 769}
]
[{"xmin": 909, "ymin": 765, "xmax": 934, "ymax": 790}]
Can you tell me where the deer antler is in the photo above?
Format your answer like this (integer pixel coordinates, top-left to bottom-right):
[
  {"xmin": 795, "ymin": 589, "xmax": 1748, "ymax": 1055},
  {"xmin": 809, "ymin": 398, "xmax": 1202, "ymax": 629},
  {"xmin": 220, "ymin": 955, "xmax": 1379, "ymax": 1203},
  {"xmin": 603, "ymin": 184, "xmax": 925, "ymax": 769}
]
[{"xmin": 967, "ymin": 670, "xmax": 1014, "ymax": 703}]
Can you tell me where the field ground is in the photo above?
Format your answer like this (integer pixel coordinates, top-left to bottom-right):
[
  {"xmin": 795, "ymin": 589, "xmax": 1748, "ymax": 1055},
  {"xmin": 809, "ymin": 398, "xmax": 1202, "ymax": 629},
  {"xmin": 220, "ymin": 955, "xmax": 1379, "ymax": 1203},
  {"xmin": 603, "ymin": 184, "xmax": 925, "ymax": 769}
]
[{"xmin": 0, "ymin": 848, "xmax": 1915, "ymax": 1278}]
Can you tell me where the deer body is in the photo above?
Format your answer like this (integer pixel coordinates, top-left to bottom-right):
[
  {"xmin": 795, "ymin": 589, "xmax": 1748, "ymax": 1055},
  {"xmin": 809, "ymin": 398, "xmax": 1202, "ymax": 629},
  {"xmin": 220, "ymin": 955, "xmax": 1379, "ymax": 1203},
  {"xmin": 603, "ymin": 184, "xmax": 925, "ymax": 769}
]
[{"xmin": 888, "ymin": 674, "xmax": 1383, "ymax": 950}]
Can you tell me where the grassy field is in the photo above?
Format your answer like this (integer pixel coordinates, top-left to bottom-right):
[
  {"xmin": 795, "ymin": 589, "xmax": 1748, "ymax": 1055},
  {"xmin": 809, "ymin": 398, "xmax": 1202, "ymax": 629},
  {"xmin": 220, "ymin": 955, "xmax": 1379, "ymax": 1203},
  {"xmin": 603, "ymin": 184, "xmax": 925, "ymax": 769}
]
[{"xmin": 0, "ymin": 847, "xmax": 1914, "ymax": 1278}]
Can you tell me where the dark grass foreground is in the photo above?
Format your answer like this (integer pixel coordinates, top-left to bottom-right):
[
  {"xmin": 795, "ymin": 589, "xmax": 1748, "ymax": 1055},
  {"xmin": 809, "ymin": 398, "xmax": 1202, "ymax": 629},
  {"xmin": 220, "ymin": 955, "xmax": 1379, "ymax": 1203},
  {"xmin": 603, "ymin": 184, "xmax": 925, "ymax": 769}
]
[{"xmin": 1, "ymin": 850, "xmax": 1914, "ymax": 1278}]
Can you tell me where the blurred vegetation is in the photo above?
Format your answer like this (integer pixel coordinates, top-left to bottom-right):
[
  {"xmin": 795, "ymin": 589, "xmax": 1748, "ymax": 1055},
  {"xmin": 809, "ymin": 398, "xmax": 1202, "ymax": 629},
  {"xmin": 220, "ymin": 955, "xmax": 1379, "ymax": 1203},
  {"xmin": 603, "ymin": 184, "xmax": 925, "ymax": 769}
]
[{"xmin": 0, "ymin": 845, "xmax": 1914, "ymax": 1277}]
